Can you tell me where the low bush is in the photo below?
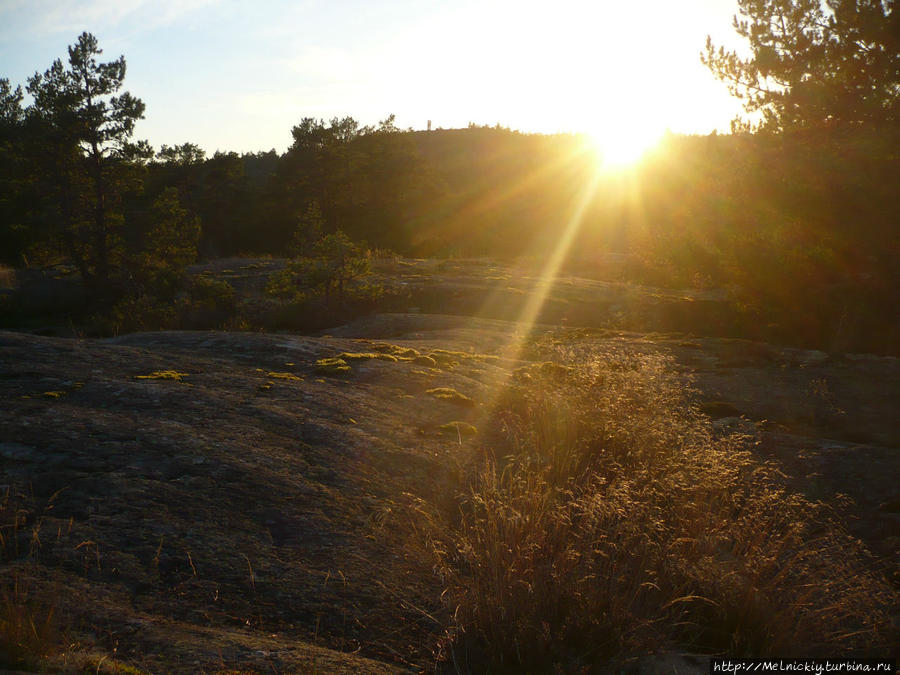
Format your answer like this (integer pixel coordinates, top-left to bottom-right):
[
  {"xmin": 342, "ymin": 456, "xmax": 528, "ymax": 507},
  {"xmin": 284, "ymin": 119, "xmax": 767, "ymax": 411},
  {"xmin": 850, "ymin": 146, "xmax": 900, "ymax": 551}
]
[
  {"xmin": 182, "ymin": 277, "xmax": 236, "ymax": 329},
  {"xmin": 96, "ymin": 294, "xmax": 180, "ymax": 335}
]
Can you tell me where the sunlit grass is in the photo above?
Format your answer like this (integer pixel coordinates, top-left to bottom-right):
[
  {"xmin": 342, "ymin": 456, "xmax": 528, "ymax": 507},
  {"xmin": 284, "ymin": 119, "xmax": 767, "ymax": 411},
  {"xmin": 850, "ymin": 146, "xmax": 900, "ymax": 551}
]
[
  {"xmin": 398, "ymin": 344, "xmax": 895, "ymax": 670},
  {"xmin": 470, "ymin": 147, "xmax": 603, "ymax": 418}
]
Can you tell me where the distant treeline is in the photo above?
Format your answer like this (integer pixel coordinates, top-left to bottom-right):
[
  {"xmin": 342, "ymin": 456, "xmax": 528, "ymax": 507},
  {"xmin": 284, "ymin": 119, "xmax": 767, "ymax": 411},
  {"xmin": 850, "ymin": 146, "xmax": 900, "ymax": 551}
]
[
  {"xmin": 133, "ymin": 121, "xmax": 597, "ymax": 262},
  {"xmin": 8, "ymin": 115, "xmax": 895, "ymax": 272},
  {"xmin": 3, "ymin": 118, "xmax": 899, "ymax": 351},
  {"xmin": 1, "ymin": 32, "xmax": 898, "ymax": 352}
]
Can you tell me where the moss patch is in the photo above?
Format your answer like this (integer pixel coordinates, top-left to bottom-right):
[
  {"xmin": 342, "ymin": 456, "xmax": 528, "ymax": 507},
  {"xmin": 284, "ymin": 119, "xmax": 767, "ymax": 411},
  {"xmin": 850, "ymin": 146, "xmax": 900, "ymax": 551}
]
[
  {"xmin": 368, "ymin": 342, "xmax": 421, "ymax": 359},
  {"xmin": 315, "ymin": 357, "xmax": 351, "ymax": 375},
  {"xmin": 427, "ymin": 349, "xmax": 499, "ymax": 369},
  {"xmin": 393, "ymin": 347, "xmax": 421, "ymax": 359},
  {"xmin": 134, "ymin": 370, "xmax": 189, "ymax": 381},
  {"xmin": 266, "ymin": 372, "xmax": 303, "ymax": 381},
  {"xmin": 426, "ymin": 387, "xmax": 475, "ymax": 407},
  {"xmin": 427, "ymin": 351, "xmax": 460, "ymax": 368},
  {"xmin": 338, "ymin": 352, "xmax": 398, "ymax": 362},
  {"xmin": 431, "ymin": 349, "xmax": 498, "ymax": 362},
  {"xmin": 438, "ymin": 421, "xmax": 478, "ymax": 437}
]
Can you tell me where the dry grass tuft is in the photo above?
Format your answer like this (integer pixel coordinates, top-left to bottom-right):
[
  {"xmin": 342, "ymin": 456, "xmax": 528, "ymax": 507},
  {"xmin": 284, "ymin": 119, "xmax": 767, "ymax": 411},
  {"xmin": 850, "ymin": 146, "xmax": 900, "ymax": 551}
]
[
  {"xmin": 402, "ymin": 345, "xmax": 896, "ymax": 671},
  {"xmin": 0, "ymin": 265, "xmax": 14, "ymax": 288},
  {"xmin": 0, "ymin": 488, "xmax": 63, "ymax": 670},
  {"xmin": 0, "ymin": 574, "xmax": 60, "ymax": 670}
]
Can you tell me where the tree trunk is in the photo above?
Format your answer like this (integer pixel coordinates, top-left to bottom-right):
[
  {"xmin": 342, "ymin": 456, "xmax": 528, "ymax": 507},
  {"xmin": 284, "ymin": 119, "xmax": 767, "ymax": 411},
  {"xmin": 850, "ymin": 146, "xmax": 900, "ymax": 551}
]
[{"xmin": 90, "ymin": 141, "xmax": 108, "ymax": 287}]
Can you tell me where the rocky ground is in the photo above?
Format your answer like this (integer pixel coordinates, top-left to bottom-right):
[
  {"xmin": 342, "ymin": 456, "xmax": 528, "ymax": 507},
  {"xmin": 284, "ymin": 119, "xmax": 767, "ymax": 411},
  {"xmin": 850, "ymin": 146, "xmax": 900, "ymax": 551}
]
[{"xmin": 1, "ymin": 310, "xmax": 898, "ymax": 673}]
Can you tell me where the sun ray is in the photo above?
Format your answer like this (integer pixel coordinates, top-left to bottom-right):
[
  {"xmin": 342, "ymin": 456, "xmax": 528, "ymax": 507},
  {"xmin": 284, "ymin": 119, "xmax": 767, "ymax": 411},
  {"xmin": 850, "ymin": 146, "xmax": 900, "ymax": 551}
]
[
  {"xmin": 469, "ymin": 157, "xmax": 605, "ymax": 423},
  {"xmin": 512, "ymin": 167, "xmax": 602, "ymax": 333},
  {"xmin": 441, "ymin": 137, "xmax": 593, "ymax": 228}
]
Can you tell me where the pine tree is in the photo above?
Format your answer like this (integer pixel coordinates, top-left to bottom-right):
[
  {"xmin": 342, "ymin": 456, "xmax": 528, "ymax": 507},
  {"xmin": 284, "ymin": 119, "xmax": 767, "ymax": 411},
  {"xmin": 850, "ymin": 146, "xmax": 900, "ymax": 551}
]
[
  {"xmin": 26, "ymin": 32, "xmax": 149, "ymax": 288},
  {"xmin": 703, "ymin": 0, "xmax": 899, "ymax": 131}
]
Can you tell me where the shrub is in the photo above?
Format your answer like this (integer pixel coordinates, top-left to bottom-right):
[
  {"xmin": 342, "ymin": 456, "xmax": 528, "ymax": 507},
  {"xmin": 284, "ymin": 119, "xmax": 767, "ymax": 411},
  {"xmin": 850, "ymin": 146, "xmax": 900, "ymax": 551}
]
[
  {"xmin": 190, "ymin": 276, "xmax": 235, "ymax": 313},
  {"xmin": 99, "ymin": 294, "xmax": 180, "ymax": 334},
  {"xmin": 276, "ymin": 230, "xmax": 371, "ymax": 309},
  {"xmin": 182, "ymin": 276, "xmax": 236, "ymax": 329},
  {"xmin": 265, "ymin": 267, "xmax": 299, "ymax": 300}
]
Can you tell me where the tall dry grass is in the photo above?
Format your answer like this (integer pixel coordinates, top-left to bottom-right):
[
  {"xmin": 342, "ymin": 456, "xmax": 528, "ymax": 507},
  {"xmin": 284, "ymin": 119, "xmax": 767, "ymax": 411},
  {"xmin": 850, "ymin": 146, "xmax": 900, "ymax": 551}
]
[
  {"xmin": 0, "ymin": 574, "xmax": 60, "ymax": 669},
  {"xmin": 0, "ymin": 486, "xmax": 62, "ymax": 669},
  {"xmin": 0, "ymin": 264, "xmax": 15, "ymax": 289},
  {"xmin": 403, "ymin": 346, "xmax": 896, "ymax": 671}
]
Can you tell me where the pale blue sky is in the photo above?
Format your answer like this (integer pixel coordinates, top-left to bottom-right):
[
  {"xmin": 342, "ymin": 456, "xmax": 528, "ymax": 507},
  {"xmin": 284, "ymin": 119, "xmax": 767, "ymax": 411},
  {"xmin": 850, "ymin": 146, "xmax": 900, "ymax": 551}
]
[{"xmin": 0, "ymin": 0, "xmax": 746, "ymax": 154}]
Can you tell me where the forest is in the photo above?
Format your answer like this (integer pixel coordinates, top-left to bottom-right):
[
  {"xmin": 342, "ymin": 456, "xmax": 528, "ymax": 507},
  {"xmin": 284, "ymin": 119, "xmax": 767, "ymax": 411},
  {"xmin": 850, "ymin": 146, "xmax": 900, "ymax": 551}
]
[{"xmin": 2, "ymin": 4, "xmax": 899, "ymax": 353}]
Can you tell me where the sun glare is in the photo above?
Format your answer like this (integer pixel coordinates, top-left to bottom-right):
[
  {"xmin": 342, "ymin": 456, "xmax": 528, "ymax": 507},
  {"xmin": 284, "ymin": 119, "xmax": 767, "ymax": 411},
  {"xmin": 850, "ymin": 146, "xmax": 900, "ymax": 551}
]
[{"xmin": 587, "ymin": 124, "xmax": 663, "ymax": 169}]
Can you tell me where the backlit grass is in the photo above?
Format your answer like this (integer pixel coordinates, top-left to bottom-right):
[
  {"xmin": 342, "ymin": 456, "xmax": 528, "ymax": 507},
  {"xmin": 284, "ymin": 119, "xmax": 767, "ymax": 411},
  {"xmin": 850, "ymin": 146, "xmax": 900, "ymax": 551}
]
[{"xmin": 402, "ymin": 345, "xmax": 895, "ymax": 670}]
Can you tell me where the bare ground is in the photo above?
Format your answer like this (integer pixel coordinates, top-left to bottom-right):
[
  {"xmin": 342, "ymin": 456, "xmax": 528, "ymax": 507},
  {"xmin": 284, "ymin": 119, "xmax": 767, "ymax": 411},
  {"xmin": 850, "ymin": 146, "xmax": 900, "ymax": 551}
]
[{"xmin": 1, "ymin": 312, "xmax": 898, "ymax": 672}]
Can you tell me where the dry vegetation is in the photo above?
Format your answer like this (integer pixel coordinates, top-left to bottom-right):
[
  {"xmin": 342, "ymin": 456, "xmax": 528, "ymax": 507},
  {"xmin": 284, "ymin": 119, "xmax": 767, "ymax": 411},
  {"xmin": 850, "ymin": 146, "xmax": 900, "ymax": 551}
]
[
  {"xmin": 0, "ymin": 487, "xmax": 64, "ymax": 671},
  {"xmin": 396, "ymin": 342, "xmax": 896, "ymax": 671},
  {"xmin": 0, "ymin": 322, "xmax": 897, "ymax": 672}
]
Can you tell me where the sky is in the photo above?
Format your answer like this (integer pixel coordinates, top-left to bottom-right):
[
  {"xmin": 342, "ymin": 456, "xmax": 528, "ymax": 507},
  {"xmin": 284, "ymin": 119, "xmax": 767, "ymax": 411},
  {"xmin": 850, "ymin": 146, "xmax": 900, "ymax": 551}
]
[{"xmin": 0, "ymin": 0, "xmax": 748, "ymax": 155}]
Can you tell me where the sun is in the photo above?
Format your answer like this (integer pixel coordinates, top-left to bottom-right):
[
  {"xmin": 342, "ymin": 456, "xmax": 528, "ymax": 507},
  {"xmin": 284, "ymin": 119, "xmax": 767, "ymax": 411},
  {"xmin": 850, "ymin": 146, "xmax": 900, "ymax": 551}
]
[{"xmin": 586, "ymin": 123, "xmax": 664, "ymax": 169}]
